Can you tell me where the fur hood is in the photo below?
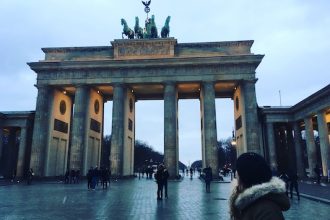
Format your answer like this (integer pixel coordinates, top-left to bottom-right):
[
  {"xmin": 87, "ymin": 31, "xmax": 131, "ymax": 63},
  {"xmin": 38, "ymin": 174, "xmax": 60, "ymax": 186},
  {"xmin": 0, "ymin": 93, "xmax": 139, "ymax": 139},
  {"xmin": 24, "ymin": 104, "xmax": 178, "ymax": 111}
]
[{"xmin": 235, "ymin": 177, "xmax": 286, "ymax": 211}]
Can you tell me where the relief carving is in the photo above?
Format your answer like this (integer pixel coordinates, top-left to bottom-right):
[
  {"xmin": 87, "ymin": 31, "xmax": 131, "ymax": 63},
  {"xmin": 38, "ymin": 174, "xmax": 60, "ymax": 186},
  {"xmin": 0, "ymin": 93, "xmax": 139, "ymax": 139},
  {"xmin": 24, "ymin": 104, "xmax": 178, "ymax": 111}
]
[
  {"xmin": 118, "ymin": 43, "xmax": 170, "ymax": 57},
  {"xmin": 112, "ymin": 39, "xmax": 176, "ymax": 59}
]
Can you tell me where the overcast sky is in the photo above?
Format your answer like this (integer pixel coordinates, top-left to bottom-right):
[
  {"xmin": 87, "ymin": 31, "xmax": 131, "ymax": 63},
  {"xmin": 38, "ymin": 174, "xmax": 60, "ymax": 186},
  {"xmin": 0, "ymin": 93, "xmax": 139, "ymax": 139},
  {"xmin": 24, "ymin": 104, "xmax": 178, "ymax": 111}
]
[{"xmin": 1, "ymin": 0, "xmax": 329, "ymax": 166}]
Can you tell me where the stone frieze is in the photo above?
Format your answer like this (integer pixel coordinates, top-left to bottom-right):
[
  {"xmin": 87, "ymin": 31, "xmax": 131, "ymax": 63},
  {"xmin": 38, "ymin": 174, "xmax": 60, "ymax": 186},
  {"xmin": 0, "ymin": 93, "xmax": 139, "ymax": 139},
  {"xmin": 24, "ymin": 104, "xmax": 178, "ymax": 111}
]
[{"xmin": 112, "ymin": 39, "xmax": 176, "ymax": 59}]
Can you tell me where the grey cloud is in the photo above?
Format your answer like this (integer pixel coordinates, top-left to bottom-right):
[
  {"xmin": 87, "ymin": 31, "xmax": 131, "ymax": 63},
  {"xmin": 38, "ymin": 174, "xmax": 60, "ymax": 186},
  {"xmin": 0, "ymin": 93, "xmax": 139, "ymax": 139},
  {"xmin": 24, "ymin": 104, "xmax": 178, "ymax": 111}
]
[{"xmin": 1, "ymin": 0, "xmax": 329, "ymax": 164}]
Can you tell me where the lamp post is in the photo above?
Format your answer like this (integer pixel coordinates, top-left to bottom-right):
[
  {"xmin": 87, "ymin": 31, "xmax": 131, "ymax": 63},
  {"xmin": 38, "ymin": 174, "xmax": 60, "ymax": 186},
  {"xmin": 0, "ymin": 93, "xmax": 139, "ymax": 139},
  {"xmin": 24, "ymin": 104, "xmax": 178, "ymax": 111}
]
[
  {"xmin": 231, "ymin": 129, "xmax": 237, "ymax": 146},
  {"xmin": 230, "ymin": 129, "xmax": 237, "ymax": 180}
]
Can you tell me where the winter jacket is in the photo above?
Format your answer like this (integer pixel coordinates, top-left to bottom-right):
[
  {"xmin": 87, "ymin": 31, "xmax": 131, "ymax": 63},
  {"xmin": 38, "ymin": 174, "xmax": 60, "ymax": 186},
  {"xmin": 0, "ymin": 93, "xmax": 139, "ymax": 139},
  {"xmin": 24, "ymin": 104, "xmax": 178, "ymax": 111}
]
[
  {"xmin": 155, "ymin": 169, "xmax": 164, "ymax": 184},
  {"xmin": 203, "ymin": 167, "xmax": 213, "ymax": 182},
  {"xmin": 233, "ymin": 177, "xmax": 290, "ymax": 220}
]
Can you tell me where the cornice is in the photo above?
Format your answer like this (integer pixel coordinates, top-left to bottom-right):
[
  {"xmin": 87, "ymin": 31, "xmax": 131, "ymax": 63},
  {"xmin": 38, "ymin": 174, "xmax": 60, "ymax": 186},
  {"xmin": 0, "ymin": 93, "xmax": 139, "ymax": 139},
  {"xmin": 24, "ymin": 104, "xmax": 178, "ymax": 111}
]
[
  {"xmin": 177, "ymin": 40, "xmax": 254, "ymax": 48},
  {"xmin": 291, "ymin": 84, "xmax": 330, "ymax": 113},
  {"xmin": 42, "ymin": 46, "xmax": 112, "ymax": 53},
  {"xmin": 28, "ymin": 55, "xmax": 264, "ymax": 72}
]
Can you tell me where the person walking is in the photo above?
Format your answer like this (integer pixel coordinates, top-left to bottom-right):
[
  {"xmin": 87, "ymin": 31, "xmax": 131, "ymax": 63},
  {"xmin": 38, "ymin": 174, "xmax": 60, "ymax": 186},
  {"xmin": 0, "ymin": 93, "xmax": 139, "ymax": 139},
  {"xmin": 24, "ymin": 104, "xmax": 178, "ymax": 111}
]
[
  {"xmin": 87, "ymin": 167, "xmax": 93, "ymax": 190},
  {"xmin": 203, "ymin": 166, "xmax": 213, "ymax": 193},
  {"xmin": 91, "ymin": 167, "xmax": 98, "ymax": 190},
  {"xmin": 101, "ymin": 167, "xmax": 108, "ymax": 189},
  {"xmin": 64, "ymin": 170, "xmax": 70, "ymax": 184},
  {"xmin": 105, "ymin": 168, "xmax": 110, "ymax": 188},
  {"xmin": 163, "ymin": 166, "xmax": 169, "ymax": 199},
  {"xmin": 95, "ymin": 166, "xmax": 100, "ymax": 187},
  {"xmin": 279, "ymin": 171, "xmax": 290, "ymax": 196},
  {"xmin": 314, "ymin": 164, "xmax": 321, "ymax": 184},
  {"xmin": 288, "ymin": 171, "xmax": 300, "ymax": 200},
  {"xmin": 76, "ymin": 170, "xmax": 80, "ymax": 184},
  {"xmin": 27, "ymin": 168, "xmax": 34, "ymax": 185},
  {"xmin": 229, "ymin": 152, "xmax": 290, "ymax": 220},
  {"xmin": 155, "ymin": 164, "xmax": 165, "ymax": 200},
  {"xmin": 69, "ymin": 169, "xmax": 75, "ymax": 184}
]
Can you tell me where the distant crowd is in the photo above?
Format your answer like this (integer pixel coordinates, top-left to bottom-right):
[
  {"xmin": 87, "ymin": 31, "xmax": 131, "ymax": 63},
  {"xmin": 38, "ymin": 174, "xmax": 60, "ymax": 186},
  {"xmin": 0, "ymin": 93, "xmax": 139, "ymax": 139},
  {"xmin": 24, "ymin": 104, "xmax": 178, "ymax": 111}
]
[
  {"xmin": 26, "ymin": 152, "xmax": 330, "ymax": 219},
  {"xmin": 86, "ymin": 167, "xmax": 111, "ymax": 190},
  {"xmin": 64, "ymin": 169, "xmax": 81, "ymax": 184}
]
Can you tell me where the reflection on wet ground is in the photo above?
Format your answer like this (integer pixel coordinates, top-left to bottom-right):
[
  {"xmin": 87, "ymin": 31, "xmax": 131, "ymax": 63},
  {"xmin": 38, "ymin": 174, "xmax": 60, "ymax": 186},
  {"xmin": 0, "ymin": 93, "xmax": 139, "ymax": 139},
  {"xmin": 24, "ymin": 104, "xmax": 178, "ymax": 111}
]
[{"xmin": 0, "ymin": 175, "xmax": 329, "ymax": 219}]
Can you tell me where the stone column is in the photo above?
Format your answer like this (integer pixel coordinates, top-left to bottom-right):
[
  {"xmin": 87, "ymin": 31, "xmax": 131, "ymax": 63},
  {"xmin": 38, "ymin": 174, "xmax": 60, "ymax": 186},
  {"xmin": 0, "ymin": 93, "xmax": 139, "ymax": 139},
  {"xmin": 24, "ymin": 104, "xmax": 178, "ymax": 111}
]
[
  {"xmin": 70, "ymin": 85, "xmax": 90, "ymax": 171},
  {"xmin": 286, "ymin": 124, "xmax": 297, "ymax": 172},
  {"xmin": 317, "ymin": 110, "xmax": 330, "ymax": 177},
  {"xmin": 201, "ymin": 81, "xmax": 218, "ymax": 177},
  {"xmin": 30, "ymin": 85, "xmax": 51, "ymax": 176},
  {"xmin": 293, "ymin": 122, "xmax": 305, "ymax": 177},
  {"xmin": 164, "ymin": 82, "xmax": 178, "ymax": 178},
  {"xmin": 242, "ymin": 80, "xmax": 261, "ymax": 154},
  {"xmin": 4, "ymin": 128, "xmax": 16, "ymax": 177},
  {"xmin": 16, "ymin": 127, "xmax": 27, "ymax": 177},
  {"xmin": 266, "ymin": 122, "xmax": 277, "ymax": 170},
  {"xmin": 110, "ymin": 84, "xmax": 125, "ymax": 176},
  {"xmin": 304, "ymin": 117, "xmax": 317, "ymax": 178},
  {"xmin": 0, "ymin": 126, "xmax": 3, "ymax": 161}
]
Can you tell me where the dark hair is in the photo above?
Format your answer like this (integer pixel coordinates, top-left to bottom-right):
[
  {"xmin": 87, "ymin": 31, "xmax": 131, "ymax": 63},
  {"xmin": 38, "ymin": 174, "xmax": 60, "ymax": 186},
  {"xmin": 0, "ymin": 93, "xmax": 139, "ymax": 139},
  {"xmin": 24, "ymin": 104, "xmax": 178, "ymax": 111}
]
[{"xmin": 236, "ymin": 152, "xmax": 272, "ymax": 188}]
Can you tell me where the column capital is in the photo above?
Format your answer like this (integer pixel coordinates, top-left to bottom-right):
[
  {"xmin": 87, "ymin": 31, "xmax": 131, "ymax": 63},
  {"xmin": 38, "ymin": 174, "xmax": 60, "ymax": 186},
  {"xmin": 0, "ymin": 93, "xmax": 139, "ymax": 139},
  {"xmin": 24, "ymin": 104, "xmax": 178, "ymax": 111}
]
[
  {"xmin": 304, "ymin": 116, "xmax": 313, "ymax": 121},
  {"xmin": 163, "ymin": 81, "xmax": 176, "ymax": 86},
  {"xmin": 34, "ymin": 84, "xmax": 50, "ymax": 90},
  {"xmin": 242, "ymin": 78, "xmax": 258, "ymax": 84},
  {"xmin": 292, "ymin": 120, "xmax": 302, "ymax": 129},
  {"xmin": 317, "ymin": 109, "xmax": 327, "ymax": 115},
  {"xmin": 74, "ymin": 84, "xmax": 90, "ymax": 89},
  {"xmin": 112, "ymin": 83, "xmax": 127, "ymax": 88},
  {"xmin": 201, "ymin": 81, "xmax": 215, "ymax": 86}
]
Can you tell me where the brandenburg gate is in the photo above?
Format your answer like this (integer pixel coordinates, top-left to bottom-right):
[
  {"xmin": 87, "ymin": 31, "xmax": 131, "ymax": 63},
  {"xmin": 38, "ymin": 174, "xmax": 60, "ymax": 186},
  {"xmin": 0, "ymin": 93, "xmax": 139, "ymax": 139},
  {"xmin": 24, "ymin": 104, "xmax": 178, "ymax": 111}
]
[{"xmin": 28, "ymin": 38, "xmax": 264, "ymax": 178}]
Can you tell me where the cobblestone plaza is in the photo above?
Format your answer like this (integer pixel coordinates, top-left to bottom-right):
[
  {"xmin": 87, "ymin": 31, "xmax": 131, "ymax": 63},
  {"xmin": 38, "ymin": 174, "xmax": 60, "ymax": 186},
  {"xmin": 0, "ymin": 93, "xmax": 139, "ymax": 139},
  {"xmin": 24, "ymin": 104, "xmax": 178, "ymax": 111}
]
[{"xmin": 1, "ymin": 176, "xmax": 329, "ymax": 220}]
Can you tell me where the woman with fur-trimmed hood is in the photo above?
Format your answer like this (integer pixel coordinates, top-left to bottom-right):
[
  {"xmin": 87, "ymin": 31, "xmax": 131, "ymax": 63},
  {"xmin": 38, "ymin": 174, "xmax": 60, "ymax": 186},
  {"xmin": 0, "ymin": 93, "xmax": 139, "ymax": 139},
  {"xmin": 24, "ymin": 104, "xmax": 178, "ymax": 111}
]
[{"xmin": 229, "ymin": 152, "xmax": 290, "ymax": 220}]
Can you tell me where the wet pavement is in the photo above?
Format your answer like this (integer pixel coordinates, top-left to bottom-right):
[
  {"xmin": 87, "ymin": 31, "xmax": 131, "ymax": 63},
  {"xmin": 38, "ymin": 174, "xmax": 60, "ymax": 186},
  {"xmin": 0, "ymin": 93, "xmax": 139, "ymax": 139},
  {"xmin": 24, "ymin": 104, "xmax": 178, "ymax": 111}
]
[
  {"xmin": 0, "ymin": 175, "xmax": 329, "ymax": 220},
  {"xmin": 299, "ymin": 180, "xmax": 330, "ymax": 203}
]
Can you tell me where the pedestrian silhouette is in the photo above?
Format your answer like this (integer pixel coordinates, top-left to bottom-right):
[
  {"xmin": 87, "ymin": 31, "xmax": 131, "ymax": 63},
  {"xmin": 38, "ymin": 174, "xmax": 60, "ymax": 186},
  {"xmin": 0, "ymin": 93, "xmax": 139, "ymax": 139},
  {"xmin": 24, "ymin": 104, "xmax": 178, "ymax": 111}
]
[
  {"xmin": 314, "ymin": 164, "xmax": 321, "ymax": 184},
  {"xmin": 64, "ymin": 170, "xmax": 70, "ymax": 184},
  {"xmin": 163, "ymin": 166, "xmax": 169, "ymax": 198},
  {"xmin": 27, "ymin": 168, "xmax": 34, "ymax": 185},
  {"xmin": 155, "ymin": 164, "xmax": 165, "ymax": 200},
  {"xmin": 288, "ymin": 171, "xmax": 300, "ymax": 200},
  {"xmin": 279, "ymin": 171, "xmax": 290, "ymax": 196},
  {"xmin": 87, "ymin": 167, "xmax": 93, "ymax": 190},
  {"xmin": 203, "ymin": 165, "xmax": 213, "ymax": 193}
]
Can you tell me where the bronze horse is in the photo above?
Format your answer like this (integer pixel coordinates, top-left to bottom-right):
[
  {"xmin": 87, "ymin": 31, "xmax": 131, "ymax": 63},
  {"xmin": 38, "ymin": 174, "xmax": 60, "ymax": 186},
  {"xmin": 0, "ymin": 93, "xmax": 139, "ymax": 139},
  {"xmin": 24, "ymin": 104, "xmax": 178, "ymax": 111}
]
[{"xmin": 121, "ymin": 19, "xmax": 134, "ymax": 39}]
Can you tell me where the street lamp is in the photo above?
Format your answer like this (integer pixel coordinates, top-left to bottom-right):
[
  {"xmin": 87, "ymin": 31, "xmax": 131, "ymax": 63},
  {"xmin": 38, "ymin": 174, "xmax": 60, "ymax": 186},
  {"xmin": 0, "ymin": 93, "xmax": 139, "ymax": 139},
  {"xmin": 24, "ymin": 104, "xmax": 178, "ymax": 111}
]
[{"xmin": 231, "ymin": 129, "xmax": 236, "ymax": 146}]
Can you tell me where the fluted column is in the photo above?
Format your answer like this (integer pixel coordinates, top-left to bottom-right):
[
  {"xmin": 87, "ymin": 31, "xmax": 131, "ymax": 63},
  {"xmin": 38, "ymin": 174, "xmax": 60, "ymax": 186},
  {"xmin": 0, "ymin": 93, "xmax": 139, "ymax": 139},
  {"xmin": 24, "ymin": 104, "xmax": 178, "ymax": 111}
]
[
  {"xmin": 70, "ymin": 85, "xmax": 90, "ymax": 170},
  {"xmin": 164, "ymin": 82, "xmax": 178, "ymax": 178},
  {"xmin": 4, "ymin": 128, "xmax": 17, "ymax": 177},
  {"xmin": 317, "ymin": 110, "xmax": 330, "ymax": 177},
  {"xmin": 242, "ymin": 80, "xmax": 261, "ymax": 153},
  {"xmin": 30, "ymin": 85, "xmax": 51, "ymax": 176},
  {"xmin": 304, "ymin": 117, "xmax": 317, "ymax": 178},
  {"xmin": 0, "ymin": 126, "xmax": 3, "ymax": 162},
  {"xmin": 16, "ymin": 127, "xmax": 27, "ymax": 177},
  {"xmin": 110, "ymin": 84, "xmax": 125, "ymax": 176},
  {"xmin": 266, "ymin": 122, "xmax": 277, "ymax": 170},
  {"xmin": 201, "ymin": 81, "xmax": 218, "ymax": 177},
  {"xmin": 286, "ymin": 124, "xmax": 297, "ymax": 172},
  {"xmin": 293, "ymin": 122, "xmax": 305, "ymax": 177}
]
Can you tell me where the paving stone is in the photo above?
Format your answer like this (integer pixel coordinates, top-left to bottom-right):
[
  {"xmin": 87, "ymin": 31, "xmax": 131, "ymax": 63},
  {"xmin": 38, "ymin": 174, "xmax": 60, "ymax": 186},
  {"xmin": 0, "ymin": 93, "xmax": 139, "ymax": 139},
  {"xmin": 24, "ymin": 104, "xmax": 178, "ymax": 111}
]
[{"xmin": 0, "ymin": 175, "xmax": 329, "ymax": 219}]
